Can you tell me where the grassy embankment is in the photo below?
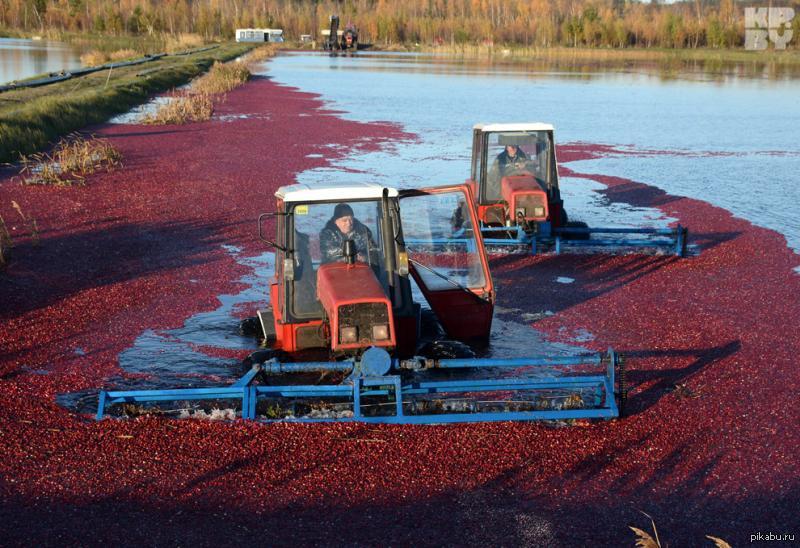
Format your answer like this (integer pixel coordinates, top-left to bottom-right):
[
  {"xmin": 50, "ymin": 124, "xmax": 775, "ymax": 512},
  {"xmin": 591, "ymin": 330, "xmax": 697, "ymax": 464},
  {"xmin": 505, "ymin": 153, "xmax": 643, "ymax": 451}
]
[
  {"xmin": 143, "ymin": 45, "xmax": 277, "ymax": 125},
  {"xmin": 0, "ymin": 41, "xmax": 254, "ymax": 163}
]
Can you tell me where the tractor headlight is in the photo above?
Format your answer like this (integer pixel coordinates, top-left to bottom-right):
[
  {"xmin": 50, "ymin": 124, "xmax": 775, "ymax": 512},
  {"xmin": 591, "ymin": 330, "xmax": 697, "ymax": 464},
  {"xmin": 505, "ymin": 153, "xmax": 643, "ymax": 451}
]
[
  {"xmin": 340, "ymin": 326, "xmax": 358, "ymax": 344},
  {"xmin": 372, "ymin": 324, "xmax": 390, "ymax": 341}
]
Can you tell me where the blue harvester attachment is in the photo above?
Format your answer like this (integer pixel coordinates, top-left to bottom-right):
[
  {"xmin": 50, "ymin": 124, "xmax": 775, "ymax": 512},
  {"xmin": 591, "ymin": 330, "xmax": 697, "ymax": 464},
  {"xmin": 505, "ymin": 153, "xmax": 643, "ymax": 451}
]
[
  {"xmin": 481, "ymin": 223, "xmax": 688, "ymax": 257},
  {"xmin": 97, "ymin": 347, "xmax": 625, "ymax": 424}
]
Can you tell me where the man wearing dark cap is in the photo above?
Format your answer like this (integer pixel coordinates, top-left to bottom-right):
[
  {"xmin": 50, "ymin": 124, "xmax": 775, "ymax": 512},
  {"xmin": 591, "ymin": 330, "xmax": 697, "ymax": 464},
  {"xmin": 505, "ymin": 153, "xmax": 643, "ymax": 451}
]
[
  {"xmin": 320, "ymin": 203, "xmax": 379, "ymax": 264},
  {"xmin": 487, "ymin": 144, "xmax": 530, "ymax": 199}
]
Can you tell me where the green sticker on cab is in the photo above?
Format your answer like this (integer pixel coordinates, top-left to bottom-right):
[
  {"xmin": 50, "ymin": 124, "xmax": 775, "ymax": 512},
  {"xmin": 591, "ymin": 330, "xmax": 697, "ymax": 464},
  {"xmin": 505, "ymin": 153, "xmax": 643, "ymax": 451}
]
[{"xmin": 295, "ymin": 205, "xmax": 308, "ymax": 215}]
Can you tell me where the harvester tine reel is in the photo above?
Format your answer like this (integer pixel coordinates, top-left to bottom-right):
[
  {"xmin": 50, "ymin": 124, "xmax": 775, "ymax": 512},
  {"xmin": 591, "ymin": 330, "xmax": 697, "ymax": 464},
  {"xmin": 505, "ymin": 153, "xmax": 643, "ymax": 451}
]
[
  {"xmin": 553, "ymin": 224, "xmax": 689, "ymax": 257},
  {"xmin": 480, "ymin": 224, "xmax": 688, "ymax": 257},
  {"xmin": 96, "ymin": 348, "xmax": 624, "ymax": 424}
]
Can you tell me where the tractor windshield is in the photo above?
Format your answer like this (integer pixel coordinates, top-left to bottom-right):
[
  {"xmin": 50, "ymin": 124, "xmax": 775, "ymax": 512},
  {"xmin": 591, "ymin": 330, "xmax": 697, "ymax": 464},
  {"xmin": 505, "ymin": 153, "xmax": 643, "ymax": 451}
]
[
  {"xmin": 484, "ymin": 131, "xmax": 551, "ymax": 202},
  {"xmin": 289, "ymin": 200, "xmax": 388, "ymax": 318},
  {"xmin": 400, "ymin": 191, "xmax": 486, "ymax": 292},
  {"xmin": 399, "ymin": 185, "xmax": 494, "ymax": 341}
]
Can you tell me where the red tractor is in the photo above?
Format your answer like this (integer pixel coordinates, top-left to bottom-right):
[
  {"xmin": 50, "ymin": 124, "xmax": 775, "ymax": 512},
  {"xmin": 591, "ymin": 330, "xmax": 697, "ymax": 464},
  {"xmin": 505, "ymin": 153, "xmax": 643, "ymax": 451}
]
[
  {"xmin": 96, "ymin": 182, "xmax": 625, "ymax": 423},
  {"xmin": 468, "ymin": 123, "xmax": 687, "ymax": 255},
  {"xmin": 249, "ymin": 182, "xmax": 495, "ymax": 359}
]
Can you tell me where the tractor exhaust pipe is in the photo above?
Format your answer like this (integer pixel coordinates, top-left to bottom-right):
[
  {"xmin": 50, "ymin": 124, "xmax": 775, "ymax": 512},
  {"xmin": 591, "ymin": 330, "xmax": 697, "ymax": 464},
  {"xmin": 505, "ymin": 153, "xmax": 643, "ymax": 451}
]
[{"xmin": 343, "ymin": 239, "xmax": 357, "ymax": 265}]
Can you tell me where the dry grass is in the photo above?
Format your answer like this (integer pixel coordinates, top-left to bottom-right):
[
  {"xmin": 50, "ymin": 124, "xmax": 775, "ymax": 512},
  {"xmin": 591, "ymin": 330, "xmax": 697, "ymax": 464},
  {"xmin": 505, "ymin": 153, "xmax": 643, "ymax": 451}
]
[
  {"xmin": 11, "ymin": 201, "xmax": 39, "ymax": 247},
  {"xmin": 142, "ymin": 93, "xmax": 214, "ymax": 125},
  {"xmin": 243, "ymin": 44, "xmax": 279, "ymax": 68},
  {"xmin": 630, "ymin": 521, "xmax": 661, "ymax": 548},
  {"xmin": 80, "ymin": 48, "xmax": 139, "ymax": 67},
  {"xmin": 108, "ymin": 49, "xmax": 139, "ymax": 62},
  {"xmin": 629, "ymin": 513, "xmax": 731, "ymax": 547},
  {"xmin": 144, "ymin": 59, "xmax": 251, "ymax": 125},
  {"xmin": 16, "ymin": 133, "xmax": 122, "ymax": 186},
  {"xmin": 191, "ymin": 61, "xmax": 251, "ymax": 95},
  {"xmin": 165, "ymin": 33, "xmax": 205, "ymax": 53},
  {"xmin": 80, "ymin": 49, "xmax": 108, "ymax": 67}
]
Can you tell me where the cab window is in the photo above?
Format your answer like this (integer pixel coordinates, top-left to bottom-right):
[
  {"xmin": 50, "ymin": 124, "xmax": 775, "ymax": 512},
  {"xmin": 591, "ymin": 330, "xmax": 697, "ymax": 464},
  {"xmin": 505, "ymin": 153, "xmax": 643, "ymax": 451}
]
[
  {"xmin": 289, "ymin": 200, "xmax": 387, "ymax": 318},
  {"xmin": 400, "ymin": 191, "xmax": 486, "ymax": 292},
  {"xmin": 484, "ymin": 131, "xmax": 551, "ymax": 202}
]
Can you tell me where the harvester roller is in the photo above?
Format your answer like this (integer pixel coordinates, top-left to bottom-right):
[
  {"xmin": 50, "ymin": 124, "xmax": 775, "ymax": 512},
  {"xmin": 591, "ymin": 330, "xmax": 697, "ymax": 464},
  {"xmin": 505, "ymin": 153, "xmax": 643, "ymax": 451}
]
[{"xmin": 96, "ymin": 347, "xmax": 622, "ymax": 424}]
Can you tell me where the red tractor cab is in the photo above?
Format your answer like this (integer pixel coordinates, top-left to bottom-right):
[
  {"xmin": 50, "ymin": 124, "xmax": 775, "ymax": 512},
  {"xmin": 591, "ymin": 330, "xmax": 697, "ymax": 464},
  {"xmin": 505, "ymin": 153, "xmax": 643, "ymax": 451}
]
[
  {"xmin": 257, "ymin": 182, "xmax": 495, "ymax": 359},
  {"xmin": 468, "ymin": 122, "xmax": 687, "ymax": 256},
  {"xmin": 469, "ymin": 123, "xmax": 564, "ymax": 239}
]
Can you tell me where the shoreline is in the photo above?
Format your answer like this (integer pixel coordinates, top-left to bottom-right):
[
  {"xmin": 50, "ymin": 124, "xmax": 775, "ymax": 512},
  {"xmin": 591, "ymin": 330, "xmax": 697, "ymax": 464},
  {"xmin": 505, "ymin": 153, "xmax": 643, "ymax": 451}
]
[
  {"xmin": 0, "ymin": 42, "xmax": 254, "ymax": 163},
  {"xmin": 1, "ymin": 62, "xmax": 799, "ymax": 545}
]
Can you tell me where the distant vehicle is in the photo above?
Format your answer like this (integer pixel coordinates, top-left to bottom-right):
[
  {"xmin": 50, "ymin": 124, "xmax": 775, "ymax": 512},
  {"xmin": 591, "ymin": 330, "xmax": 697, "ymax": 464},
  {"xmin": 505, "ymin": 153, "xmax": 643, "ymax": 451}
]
[
  {"xmin": 321, "ymin": 15, "xmax": 342, "ymax": 51},
  {"xmin": 341, "ymin": 24, "xmax": 358, "ymax": 50},
  {"xmin": 236, "ymin": 28, "xmax": 284, "ymax": 43},
  {"xmin": 321, "ymin": 15, "xmax": 360, "ymax": 52}
]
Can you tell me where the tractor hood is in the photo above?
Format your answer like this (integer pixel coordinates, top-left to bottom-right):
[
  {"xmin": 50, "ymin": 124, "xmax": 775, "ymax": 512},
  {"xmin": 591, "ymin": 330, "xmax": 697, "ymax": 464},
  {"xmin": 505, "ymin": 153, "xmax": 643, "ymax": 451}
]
[{"xmin": 316, "ymin": 262, "xmax": 396, "ymax": 352}]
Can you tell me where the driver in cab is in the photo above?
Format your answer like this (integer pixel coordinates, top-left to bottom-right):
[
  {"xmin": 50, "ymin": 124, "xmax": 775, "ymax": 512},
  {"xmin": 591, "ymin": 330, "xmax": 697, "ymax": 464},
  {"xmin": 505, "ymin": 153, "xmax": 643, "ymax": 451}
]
[
  {"xmin": 320, "ymin": 203, "xmax": 379, "ymax": 264},
  {"xmin": 488, "ymin": 143, "xmax": 530, "ymax": 197}
]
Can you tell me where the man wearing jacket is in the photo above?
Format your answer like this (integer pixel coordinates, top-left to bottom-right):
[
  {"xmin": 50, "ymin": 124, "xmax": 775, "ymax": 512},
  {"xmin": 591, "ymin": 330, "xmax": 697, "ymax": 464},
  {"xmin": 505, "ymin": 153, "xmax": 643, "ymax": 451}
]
[
  {"xmin": 320, "ymin": 203, "xmax": 379, "ymax": 264},
  {"xmin": 487, "ymin": 144, "xmax": 530, "ymax": 199}
]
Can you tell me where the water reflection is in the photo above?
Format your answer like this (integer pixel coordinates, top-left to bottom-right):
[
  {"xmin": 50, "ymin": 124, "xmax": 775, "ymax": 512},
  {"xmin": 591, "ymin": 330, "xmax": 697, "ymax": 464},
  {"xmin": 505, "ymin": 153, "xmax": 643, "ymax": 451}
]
[
  {"xmin": 0, "ymin": 38, "xmax": 82, "ymax": 84},
  {"xmin": 299, "ymin": 49, "xmax": 800, "ymax": 82},
  {"xmin": 265, "ymin": 52, "xmax": 800, "ymax": 255}
]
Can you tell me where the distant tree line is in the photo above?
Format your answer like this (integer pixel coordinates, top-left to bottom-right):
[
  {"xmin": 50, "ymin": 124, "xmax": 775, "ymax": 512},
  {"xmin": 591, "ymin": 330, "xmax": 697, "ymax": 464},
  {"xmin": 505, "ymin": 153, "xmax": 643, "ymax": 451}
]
[{"xmin": 1, "ymin": 0, "xmax": 799, "ymax": 49}]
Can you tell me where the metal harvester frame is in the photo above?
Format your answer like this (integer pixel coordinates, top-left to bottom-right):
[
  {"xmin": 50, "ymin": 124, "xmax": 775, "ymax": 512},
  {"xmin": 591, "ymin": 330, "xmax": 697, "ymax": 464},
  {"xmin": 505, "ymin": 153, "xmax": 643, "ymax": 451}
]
[
  {"xmin": 96, "ymin": 348, "xmax": 624, "ymax": 424},
  {"xmin": 481, "ymin": 223, "xmax": 688, "ymax": 256}
]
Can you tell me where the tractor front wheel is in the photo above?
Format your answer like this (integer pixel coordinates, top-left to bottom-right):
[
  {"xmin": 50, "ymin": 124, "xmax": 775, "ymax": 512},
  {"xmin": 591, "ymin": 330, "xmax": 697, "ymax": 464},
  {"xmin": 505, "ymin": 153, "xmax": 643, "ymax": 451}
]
[{"xmin": 239, "ymin": 316, "xmax": 263, "ymax": 337}]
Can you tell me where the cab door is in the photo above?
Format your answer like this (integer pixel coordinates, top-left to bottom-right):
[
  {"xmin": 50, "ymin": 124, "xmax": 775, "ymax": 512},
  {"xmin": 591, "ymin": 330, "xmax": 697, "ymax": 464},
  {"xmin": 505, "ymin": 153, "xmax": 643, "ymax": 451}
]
[{"xmin": 399, "ymin": 185, "xmax": 494, "ymax": 343}]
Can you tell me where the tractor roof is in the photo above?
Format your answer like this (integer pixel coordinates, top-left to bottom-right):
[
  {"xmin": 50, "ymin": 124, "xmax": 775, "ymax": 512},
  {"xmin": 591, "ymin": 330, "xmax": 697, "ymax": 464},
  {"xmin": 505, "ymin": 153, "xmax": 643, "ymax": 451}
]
[
  {"xmin": 276, "ymin": 182, "xmax": 399, "ymax": 203},
  {"xmin": 473, "ymin": 122, "xmax": 554, "ymax": 132}
]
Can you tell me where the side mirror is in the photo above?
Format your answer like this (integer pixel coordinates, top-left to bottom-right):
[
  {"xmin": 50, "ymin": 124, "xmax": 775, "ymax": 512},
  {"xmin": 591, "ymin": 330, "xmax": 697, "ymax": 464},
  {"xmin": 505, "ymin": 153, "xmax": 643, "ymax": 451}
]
[{"xmin": 257, "ymin": 212, "xmax": 288, "ymax": 252}]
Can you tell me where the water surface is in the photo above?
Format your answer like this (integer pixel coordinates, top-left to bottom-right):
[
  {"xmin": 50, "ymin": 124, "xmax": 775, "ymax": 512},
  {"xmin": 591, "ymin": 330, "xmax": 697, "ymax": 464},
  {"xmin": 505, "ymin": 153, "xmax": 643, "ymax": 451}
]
[
  {"xmin": 263, "ymin": 51, "xmax": 800, "ymax": 255},
  {"xmin": 0, "ymin": 37, "xmax": 82, "ymax": 84}
]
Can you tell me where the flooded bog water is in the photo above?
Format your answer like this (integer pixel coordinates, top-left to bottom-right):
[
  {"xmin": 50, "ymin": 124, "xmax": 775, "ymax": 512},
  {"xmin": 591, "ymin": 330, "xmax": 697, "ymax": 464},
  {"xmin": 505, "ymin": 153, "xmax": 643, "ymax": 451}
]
[
  {"xmin": 0, "ymin": 38, "xmax": 82, "ymax": 84},
  {"xmin": 263, "ymin": 51, "xmax": 800, "ymax": 254}
]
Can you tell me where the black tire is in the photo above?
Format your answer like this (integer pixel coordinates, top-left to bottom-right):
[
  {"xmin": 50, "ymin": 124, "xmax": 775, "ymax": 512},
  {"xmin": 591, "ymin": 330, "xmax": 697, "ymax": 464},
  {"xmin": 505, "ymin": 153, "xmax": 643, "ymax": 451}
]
[
  {"xmin": 239, "ymin": 310, "xmax": 277, "ymax": 346},
  {"xmin": 239, "ymin": 316, "xmax": 263, "ymax": 337},
  {"xmin": 419, "ymin": 308, "xmax": 446, "ymax": 340},
  {"xmin": 418, "ymin": 339, "xmax": 476, "ymax": 359}
]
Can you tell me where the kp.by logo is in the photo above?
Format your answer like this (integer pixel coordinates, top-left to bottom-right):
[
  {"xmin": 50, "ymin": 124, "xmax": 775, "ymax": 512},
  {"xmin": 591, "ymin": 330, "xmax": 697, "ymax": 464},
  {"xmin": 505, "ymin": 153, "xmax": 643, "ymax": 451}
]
[{"xmin": 745, "ymin": 7, "xmax": 795, "ymax": 50}]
